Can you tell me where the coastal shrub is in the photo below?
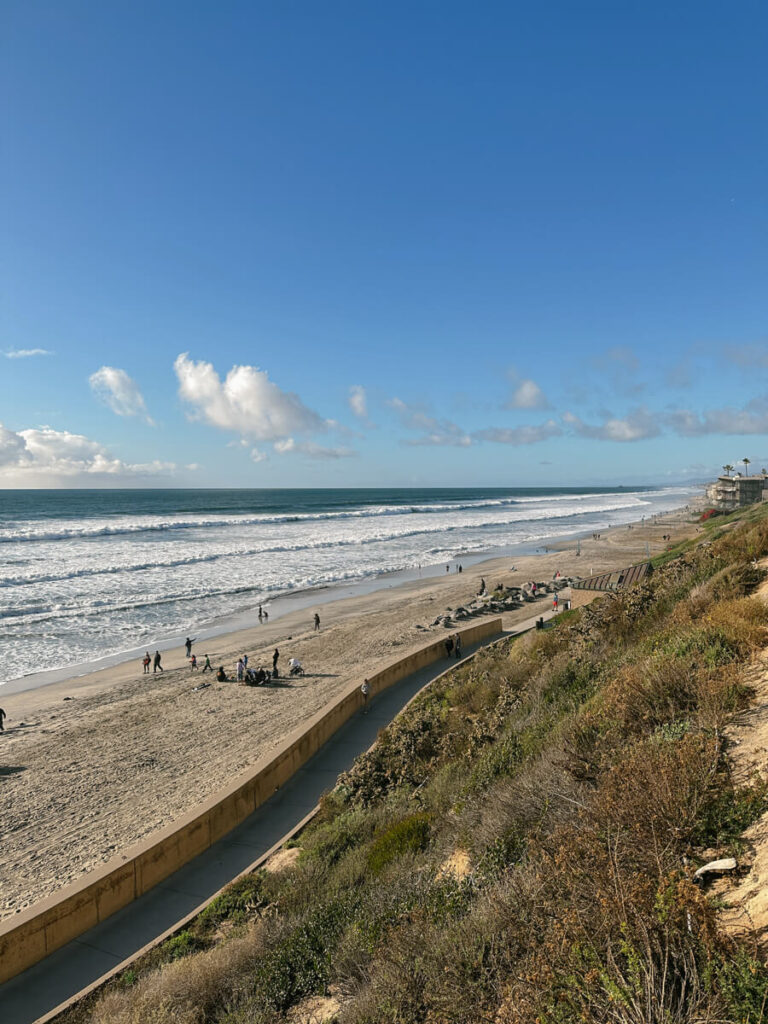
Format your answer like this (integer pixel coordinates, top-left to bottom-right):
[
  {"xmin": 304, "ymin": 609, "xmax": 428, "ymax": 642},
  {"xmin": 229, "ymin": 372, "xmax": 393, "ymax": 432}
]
[
  {"xmin": 366, "ymin": 813, "xmax": 431, "ymax": 875},
  {"xmin": 196, "ymin": 873, "xmax": 267, "ymax": 935}
]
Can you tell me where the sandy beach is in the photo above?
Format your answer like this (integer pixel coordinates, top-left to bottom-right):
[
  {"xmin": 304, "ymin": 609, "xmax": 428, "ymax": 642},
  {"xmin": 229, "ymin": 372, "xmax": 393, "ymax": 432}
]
[{"xmin": 0, "ymin": 507, "xmax": 700, "ymax": 920}]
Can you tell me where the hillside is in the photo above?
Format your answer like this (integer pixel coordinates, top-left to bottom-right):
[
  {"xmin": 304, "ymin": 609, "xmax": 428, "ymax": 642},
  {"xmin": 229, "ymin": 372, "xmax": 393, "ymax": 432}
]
[{"xmin": 64, "ymin": 504, "xmax": 768, "ymax": 1024}]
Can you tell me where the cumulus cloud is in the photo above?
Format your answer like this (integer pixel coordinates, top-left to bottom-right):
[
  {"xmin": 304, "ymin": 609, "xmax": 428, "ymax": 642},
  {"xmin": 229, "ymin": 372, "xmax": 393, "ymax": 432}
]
[
  {"xmin": 89, "ymin": 366, "xmax": 154, "ymax": 424},
  {"xmin": 0, "ymin": 423, "xmax": 176, "ymax": 486},
  {"xmin": 666, "ymin": 397, "xmax": 768, "ymax": 436},
  {"xmin": 174, "ymin": 354, "xmax": 347, "ymax": 459},
  {"xmin": 562, "ymin": 408, "xmax": 660, "ymax": 442},
  {"xmin": 505, "ymin": 377, "xmax": 550, "ymax": 410},
  {"xmin": 389, "ymin": 398, "xmax": 472, "ymax": 447},
  {"xmin": 3, "ymin": 348, "xmax": 53, "ymax": 359},
  {"xmin": 473, "ymin": 421, "xmax": 562, "ymax": 445}
]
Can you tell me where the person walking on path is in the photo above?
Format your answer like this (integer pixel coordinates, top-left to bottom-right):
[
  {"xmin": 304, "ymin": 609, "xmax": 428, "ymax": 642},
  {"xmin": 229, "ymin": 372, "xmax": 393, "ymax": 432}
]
[
  {"xmin": 552, "ymin": 594, "xmax": 559, "ymax": 612},
  {"xmin": 454, "ymin": 634, "xmax": 462, "ymax": 659},
  {"xmin": 445, "ymin": 635, "xmax": 454, "ymax": 658},
  {"xmin": 153, "ymin": 650, "xmax": 163, "ymax": 673},
  {"xmin": 184, "ymin": 637, "xmax": 196, "ymax": 658},
  {"xmin": 272, "ymin": 648, "xmax": 279, "ymax": 676},
  {"xmin": 142, "ymin": 651, "xmax": 151, "ymax": 674},
  {"xmin": 0, "ymin": 707, "xmax": 6, "ymax": 733},
  {"xmin": 361, "ymin": 679, "xmax": 370, "ymax": 713},
  {"xmin": 201, "ymin": 654, "xmax": 212, "ymax": 673},
  {"xmin": 314, "ymin": 612, "xmax": 320, "ymax": 631}
]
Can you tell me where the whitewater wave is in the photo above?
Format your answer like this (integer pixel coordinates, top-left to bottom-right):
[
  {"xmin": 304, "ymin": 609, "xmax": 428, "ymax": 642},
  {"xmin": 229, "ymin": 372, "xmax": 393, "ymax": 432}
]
[
  {"xmin": 0, "ymin": 497, "xmax": 651, "ymax": 589},
  {"xmin": 0, "ymin": 491, "xmax": 651, "ymax": 544}
]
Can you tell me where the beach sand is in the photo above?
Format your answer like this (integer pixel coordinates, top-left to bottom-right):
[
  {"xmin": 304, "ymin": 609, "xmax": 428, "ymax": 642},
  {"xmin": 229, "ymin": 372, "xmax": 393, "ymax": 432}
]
[{"xmin": 0, "ymin": 507, "xmax": 700, "ymax": 919}]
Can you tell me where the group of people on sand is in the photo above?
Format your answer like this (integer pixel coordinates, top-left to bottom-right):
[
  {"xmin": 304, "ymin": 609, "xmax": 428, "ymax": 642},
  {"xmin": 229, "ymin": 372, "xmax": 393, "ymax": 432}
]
[{"xmin": 142, "ymin": 620, "xmax": 318, "ymax": 686}]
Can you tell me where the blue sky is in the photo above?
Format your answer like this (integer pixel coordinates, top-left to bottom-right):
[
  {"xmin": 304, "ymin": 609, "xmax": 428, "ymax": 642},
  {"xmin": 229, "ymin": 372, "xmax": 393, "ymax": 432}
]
[{"xmin": 1, "ymin": 0, "xmax": 766, "ymax": 487}]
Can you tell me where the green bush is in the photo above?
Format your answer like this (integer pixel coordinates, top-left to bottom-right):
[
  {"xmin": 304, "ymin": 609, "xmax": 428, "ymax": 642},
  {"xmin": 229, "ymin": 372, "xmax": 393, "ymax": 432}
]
[
  {"xmin": 366, "ymin": 814, "xmax": 432, "ymax": 875},
  {"xmin": 197, "ymin": 873, "xmax": 267, "ymax": 934}
]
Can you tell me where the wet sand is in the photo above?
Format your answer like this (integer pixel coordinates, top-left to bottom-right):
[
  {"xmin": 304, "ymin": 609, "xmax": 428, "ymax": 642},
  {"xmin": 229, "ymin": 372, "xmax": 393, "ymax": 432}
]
[{"xmin": 0, "ymin": 506, "xmax": 700, "ymax": 919}]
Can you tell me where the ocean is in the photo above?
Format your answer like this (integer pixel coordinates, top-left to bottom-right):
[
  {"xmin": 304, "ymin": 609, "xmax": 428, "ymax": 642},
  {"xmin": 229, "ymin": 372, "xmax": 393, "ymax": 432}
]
[{"xmin": 0, "ymin": 486, "xmax": 696, "ymax": 684}]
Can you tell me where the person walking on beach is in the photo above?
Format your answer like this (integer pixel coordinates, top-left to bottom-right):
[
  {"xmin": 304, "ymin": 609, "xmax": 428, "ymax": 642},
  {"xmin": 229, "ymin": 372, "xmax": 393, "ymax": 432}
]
[
  {"xmin": 190, "ymin": 654, "xmax": 197, "ymax": 670},
  {"xmin": 454, "ymin": 634, "xmax": 462, "ymax": 659},
  {"xmin": 361, "ymin": 679, "xmax": 370, "ymax": 713},
  {"xmin": 153, "ymin": 650, "xmax": 163, "ymax": 673},
  {"xmin": 202, "ymin": 654, "xmax": 212, "ymax": 673},
  {"xmin": 184, "ymin": 637, "xmax": 196, "ymax": 658},
  {"xmin": 272, "ymin": 648, "xmax": 279, "ymax": 676},
  {"xmin": 0, "ymin": 707, "xmax": 6, "ymax": 733},
  {"xmin": 314, "ymin": 612, "xmax": 320, "ymax": 631},
  {"xmin": 258, "ymin": 605, "xmax": 263, "ymax": 622},
  {"xmin": 142, "ymin": 651, "xmax": 151, "ymax": 674}
]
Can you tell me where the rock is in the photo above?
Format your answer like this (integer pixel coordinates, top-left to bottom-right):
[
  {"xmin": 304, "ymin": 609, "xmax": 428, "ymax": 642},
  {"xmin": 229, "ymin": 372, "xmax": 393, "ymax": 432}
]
[{"xmin": 694, "ymin": 857, "xmax": 737, "ymax": 881}]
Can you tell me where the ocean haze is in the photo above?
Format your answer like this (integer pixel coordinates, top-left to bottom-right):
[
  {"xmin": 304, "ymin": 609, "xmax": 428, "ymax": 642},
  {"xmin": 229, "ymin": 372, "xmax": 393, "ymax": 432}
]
[{"xmin": 0, "ymin": 487, "xmax": 696, "ymax": 682}]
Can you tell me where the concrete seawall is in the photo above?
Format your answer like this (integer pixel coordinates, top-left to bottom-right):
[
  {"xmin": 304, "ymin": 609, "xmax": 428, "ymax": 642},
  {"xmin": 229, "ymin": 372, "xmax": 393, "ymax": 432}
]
[{"xmin": 0, "ymin": 617, "xmax": 502, "ymax": 986}]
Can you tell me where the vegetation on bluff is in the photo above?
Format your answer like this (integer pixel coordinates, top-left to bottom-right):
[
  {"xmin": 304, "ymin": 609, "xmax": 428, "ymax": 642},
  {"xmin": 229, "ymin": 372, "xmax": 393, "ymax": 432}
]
[{"xmin": 69, "ymin": 507, "xmax": 768, "ymax": 1024}]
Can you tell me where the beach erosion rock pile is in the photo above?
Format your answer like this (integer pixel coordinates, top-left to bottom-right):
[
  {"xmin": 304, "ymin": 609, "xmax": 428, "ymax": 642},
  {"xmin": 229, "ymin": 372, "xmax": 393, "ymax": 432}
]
[{"xmin": 430, "ymin": 578, "xmax": 576, "ymax": 628}]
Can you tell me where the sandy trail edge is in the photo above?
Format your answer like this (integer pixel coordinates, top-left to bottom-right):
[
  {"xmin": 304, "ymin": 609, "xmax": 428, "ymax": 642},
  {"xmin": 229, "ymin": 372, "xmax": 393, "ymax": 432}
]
[
  {"xmin": 0, "ymin": 509, "xmax": 698, "ymax": 920},
  {"xmin": 715, "ymin": 562, "xmax": 768, "ymax": 943}
]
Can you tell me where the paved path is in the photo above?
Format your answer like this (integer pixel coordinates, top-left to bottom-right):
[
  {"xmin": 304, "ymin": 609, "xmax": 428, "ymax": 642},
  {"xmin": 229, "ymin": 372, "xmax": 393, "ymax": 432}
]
[{"xmin": 1, "ymin": 610, "xmax": 554, "ymax": 1024}]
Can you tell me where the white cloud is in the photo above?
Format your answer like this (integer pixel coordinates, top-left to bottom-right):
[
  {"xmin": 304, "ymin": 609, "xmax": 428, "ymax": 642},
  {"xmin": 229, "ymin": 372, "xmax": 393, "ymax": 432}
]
[
  {"xmin": 250, "ymin": 448, "xmax": 268, "ymax": 463},
  {"xmin": 505, "ymin": 378, "xmax": 550, "ymax": 410},
  {"xmin": 3, "ymin": 348, "xmax": 53, "ymax": 359},
  {"xmin": 274, "ymin": 437, "xmax": 354, "ymax": 458},
  {"xmin": 389, "ymin": 398, "xmax": 473, "ymax": 447},
  {"xmin": 562, "ymin": 408, "xmax": 660, "ymax": 442},
  {"xmin": 349, "ymin": 385, "xmax": 368, "ymax": 419},
  {"xmin": 473, "ymin": 421, "xmax": 562, "ymax": 445},
  {"xmin": 0, "ymin": 423, "xmax": 177, "ymax": 486},
  {"xmin": 175, "ymin": 353, "xmax": 327, "ymax": 440},
  {"xmin": 666, "ymin": 398, "xmax": 768, "ymax": 436},
  {"xmin": 89, "ymin": 366, "xmax": 154, "ymax": 424}
]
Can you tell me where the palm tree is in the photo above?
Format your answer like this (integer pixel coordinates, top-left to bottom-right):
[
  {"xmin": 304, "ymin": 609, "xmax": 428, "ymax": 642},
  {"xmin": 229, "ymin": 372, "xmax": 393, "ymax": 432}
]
[
  {"xmin": 743, "ymin": 457, "xmax": 751, "ymax": 476},
  {"xmin": 722, "ymin": 464, "xmax": 734, "ymax": 476}
]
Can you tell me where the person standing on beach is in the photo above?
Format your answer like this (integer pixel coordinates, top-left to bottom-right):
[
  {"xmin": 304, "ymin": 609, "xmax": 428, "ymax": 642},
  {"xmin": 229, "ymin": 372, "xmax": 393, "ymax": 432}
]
[
  {"xmin": 272, "ymin": 648, "xmax": 279, "ymax": 675},
  {"xmin": 142, "ymin": 651, "xmax": 151, "ymax": 674},
  {"xmin": 236, "ymin": 658, "xmax": 245, "ymax": 681},
  {"xmin": 153, "ymin": 651, "xmax": 163, "ymax": 673},
  {"xmin": 361, "ymin": 679, "xmax": 370, "ymax": 713},
  {"xmin": 258, "ymin": 606, "xmax": 263, "ymax": 622},
  {"xmin": 202, "ymin": 654, "xmax": 212, "ymax": 673},
  {"xmin": 184, "ymin": 637, "xmax": 196, "ymax": 658},
  {"xmin": 0, "ymin": 707, "xmax": 6, "ymax": 732},
  {"xmin": 190, "ymin": 654, "xmax": 197, "ymax": 670},
  {"xmin": 314, "ymin": 612, "xmax": 320, "ymax": 631}
]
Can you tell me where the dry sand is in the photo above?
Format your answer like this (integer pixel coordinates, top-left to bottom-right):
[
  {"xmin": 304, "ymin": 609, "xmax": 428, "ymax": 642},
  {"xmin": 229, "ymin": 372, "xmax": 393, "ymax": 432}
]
[{"xmin": 0, "ymin": 508, "xmax": 700, "ymax": 920}]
